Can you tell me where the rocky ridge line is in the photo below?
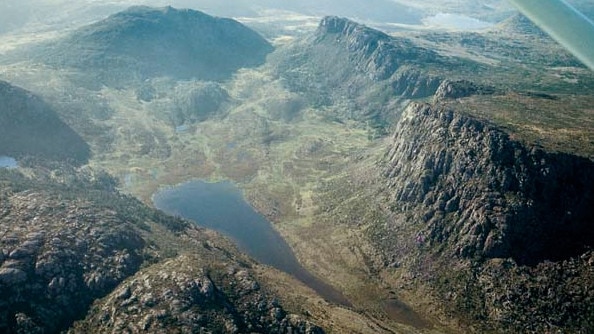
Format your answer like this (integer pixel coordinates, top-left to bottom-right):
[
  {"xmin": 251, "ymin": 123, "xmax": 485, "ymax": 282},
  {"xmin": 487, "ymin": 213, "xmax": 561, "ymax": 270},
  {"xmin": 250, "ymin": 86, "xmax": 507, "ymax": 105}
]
[
  {"xmin": 380, "ymin": 101, "xmax": 594, "ymax": 332},
  {"xmin": 0, "ymin": 169, "xmax": 323, "ymax": 333}
]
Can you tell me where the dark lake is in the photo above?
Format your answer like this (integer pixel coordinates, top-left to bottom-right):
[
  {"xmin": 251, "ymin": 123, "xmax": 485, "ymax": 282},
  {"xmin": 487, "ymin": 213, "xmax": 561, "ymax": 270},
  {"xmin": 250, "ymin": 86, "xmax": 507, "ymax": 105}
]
[
  {"xmin": 0, "ymin": 156, "xmax": 17, "ymax": 168},
  {"xmin": 152, "ymin": 179, "xmax": 351, "ymax": 306}
]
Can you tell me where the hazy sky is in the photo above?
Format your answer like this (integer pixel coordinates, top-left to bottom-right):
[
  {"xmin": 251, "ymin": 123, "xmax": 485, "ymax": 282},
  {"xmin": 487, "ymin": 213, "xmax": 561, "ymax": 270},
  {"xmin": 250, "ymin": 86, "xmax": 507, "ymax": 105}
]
[
  {"xmin": 0, "ymin": 0, "xmax": 591, "ymax": 36},
  {"xmin": 0, "ymin": 0, "xmax": 510, "ymax": 34}
]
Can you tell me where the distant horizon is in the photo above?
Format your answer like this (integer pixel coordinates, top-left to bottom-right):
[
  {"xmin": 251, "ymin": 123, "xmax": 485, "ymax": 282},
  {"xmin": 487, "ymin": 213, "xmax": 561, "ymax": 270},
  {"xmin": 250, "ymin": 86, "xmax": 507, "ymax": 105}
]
[{"xmin": 0, "ymin": 0, "xmax": 518, "ymax": 36}]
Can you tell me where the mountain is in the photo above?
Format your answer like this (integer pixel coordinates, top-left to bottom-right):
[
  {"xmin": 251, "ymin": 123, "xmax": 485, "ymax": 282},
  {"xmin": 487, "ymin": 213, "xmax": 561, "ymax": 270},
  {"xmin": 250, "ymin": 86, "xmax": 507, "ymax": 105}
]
[
  {"xmin": 385, "ymin": 102, "xmax": 594, "ymax": 264},
  {"xmin": 28, "ymin": 6, "xmax": 273, "ymax": 86},
  {"xmin": 271, "ymin": 16, "xmax": 480, "ymax": 132},
  {"xmin": 376, "ymin": 100, "xmax": 594, "ymax": 332},
  {"xmin": 495, "ymin": 13, "xmax": 548, "ymax": 37},
  {"xmin": 1, "ymin": 6, "xmax": 594, "ymax": 334},
  {"xmin": 276, "ymin": 16, "xmax": 446, "ymax": 98},
  {"xmin": 271, "ymin": 15, "xmax": 594, "ymax": 333},
  {"xmin": 0, "ymin": 166, "xmax": 323, "ymax": 333},
  {"xmin": 310, "ymin": 87, "xmax": 594, "ymax": 332},
  {"xmin": 0, "ymin": 81, "xmax": 90, "ymax": 164}
]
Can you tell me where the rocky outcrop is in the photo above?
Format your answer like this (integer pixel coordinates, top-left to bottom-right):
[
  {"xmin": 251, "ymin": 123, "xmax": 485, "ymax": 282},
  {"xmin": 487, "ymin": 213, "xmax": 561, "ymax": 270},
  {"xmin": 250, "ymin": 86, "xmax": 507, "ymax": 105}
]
[
  {"xmin": 71, "ymin": 255, "xmax": 323, "ymax": 333},
  {"xmin": 0, "ymin": 191, "xmax": 146, "ymax": 333},
  {"xmin": 381, "ymin": 102, "xmax": 594, "ymax": 332},
  {"xmin": 315, "ymin": 16, "xmax": 441, "ymax": 85},
  {"xmin": 0, "ymin": 81, "xmax": 90, "ymax": 164},
  {"xmin": 315, "ymin": 16, "xmax": 399, "ymax": 81},
  {"xmin": 385, "ymin": 102, "xmax": 594, "ymax": 264},
  {"xmin": 392, "ymin": 70, "xmax": 442, "ymax": 99},
  {"xmin": 0, "ymin": 168, "xmax": 322, "ymax": 333},
  {"xmin": 433, "ymin": 79, "xmax": 496, "ymax": 101}
]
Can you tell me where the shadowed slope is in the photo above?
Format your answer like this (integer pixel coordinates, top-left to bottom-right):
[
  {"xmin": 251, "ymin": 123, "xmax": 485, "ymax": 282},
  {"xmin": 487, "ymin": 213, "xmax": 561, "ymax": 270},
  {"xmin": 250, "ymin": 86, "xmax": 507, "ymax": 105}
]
[
  {"xmin": 30, "ymin": 6, "xmax": 273, "ymax": 86},
  {"xmin": 0, "ymin": 81, "xmax": 90, "ymax": 164}
]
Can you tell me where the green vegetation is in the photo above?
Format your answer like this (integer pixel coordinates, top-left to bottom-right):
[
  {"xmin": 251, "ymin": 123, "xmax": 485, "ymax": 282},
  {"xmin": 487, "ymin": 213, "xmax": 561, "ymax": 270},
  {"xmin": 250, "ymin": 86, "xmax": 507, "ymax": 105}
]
[
  {"xmin": 0, "ymin": 7, "xmax": 593, "ymax": 333},
  {"xmin": 450, "ymin": 93, "xmax": 594, "ymax": 158}
]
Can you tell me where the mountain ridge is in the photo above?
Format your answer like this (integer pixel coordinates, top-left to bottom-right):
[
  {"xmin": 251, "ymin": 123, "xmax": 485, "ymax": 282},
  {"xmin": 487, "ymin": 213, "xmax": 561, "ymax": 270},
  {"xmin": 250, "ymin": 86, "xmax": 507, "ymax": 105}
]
[
  {"xmin": 376, "ymin": 101, "xmax": 594, "ymax": 332},
  {"xmin": 272, "ymin": 16, "xmax": 458, "ymax": 130},
  {"xmin": 314, "ymin": 16, "xmax": 444, "ymax": 82},
  {"xmin": 0, "ymin": 81, "xmax": 90, "ymax": 164},
  {"xmin": 26, "ymin": 6, "xmax": 273, "ymax": 86},
  {"xmin": 1, "ymin": 7, "xmax": 593, "ymax": 333},
  {"xmin": 0, "ymin": 166, "xmax": 324, "ymax": 333}
]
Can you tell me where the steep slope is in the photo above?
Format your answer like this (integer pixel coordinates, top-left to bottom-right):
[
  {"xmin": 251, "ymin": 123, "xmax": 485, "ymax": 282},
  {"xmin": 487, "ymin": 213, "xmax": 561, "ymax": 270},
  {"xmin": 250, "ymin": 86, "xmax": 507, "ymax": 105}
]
[
  {"xmin": 312, "ymin": 16, "xmax": 441, "ymax": 82},
  {"xmin": 276, "ymin": 17, "xmax": 593, "ymax": 330},
  {"xmin": 28, "ymin": 6, "xmax": 273, "ymax": 86},
  {"xmin": 0, "ymin": 167, "xmax": 322, "ymax": 333},
  {"xmin": 375, "ymin": 102, "xmax": 594, "ymax": 332},
  {"xmin": 384, "ymin": 102, "xmax": 594, "ymax": 264},
  {"xmin": 3, "ymin": 9, "xmax": 593, "ymax": 333},
  {"xmin": 275, "ymin": 16, "xmax": 444, "ymax": 99},
  {"xmin": 0, "ymin": 81, "xmax": 90, "ymax": 164},
  {"xmin": 271, "ymin": 16, "xmax": 481, "ymax": 129}
]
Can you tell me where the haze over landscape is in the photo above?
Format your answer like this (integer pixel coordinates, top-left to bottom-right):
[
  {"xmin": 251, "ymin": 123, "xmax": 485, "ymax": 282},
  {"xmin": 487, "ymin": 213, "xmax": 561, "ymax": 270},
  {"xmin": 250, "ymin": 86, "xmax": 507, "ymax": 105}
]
[
  {"xmin": 0, "ymin": 0, "xmax": 535, "ymax": 35},
  {"xmin": 0, "ymin": 1, "xmax": 593, "ymax": 333}
]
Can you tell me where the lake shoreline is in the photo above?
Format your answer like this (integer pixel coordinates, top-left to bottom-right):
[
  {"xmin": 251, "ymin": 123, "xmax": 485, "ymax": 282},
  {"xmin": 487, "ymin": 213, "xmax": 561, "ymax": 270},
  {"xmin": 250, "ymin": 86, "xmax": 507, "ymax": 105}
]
[{"xmin": 152, "ymin": 179, "xmax": 352, "ymax": 307}]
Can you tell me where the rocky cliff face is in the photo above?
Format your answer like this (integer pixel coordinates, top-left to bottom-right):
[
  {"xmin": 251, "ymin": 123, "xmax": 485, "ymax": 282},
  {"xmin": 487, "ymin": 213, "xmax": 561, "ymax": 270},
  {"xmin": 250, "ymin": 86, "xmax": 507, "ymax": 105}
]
[
  {"xmin": 381, "ymin": 102, "xmax": 594, "ymax": 332},
  {"xmin": 0, "ymin": 168, "xmax": 322, "ymax": 333},
  {"xmin": 272, "ymin": 16, "xmax": 449, "ymax": 126},
  {"xmin": 385, "ymin": 102, "xmax": 594, "ymax": 264},
  {"xmin": 315, "ymin": 16, "xmax": 440, "ymax": 83},
  {"xmin": 433, "ymin": 79, "xmax": 497, "ymax": 101}
]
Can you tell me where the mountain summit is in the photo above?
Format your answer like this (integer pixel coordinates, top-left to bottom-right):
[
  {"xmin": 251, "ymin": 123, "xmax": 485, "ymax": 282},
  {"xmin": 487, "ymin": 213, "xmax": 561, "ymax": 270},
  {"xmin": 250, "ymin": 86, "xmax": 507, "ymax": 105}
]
[{"xmin": 35, "ymin": 6, "xmax": 273, "ymax": 85}]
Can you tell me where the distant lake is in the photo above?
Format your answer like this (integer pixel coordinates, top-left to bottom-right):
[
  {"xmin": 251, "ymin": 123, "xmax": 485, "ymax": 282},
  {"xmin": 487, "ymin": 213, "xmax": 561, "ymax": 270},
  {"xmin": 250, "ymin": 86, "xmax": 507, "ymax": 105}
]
[
  {"xmin": 423, "ymin": 13, "xmax": 494, "ymax": 30},
  {"xmin": 0, "ymin": 156, "xmax": 17, "ymax": 168},
  {"xmin": 152, "ymin": 180, "xmax": 351, "ymax": 306}
]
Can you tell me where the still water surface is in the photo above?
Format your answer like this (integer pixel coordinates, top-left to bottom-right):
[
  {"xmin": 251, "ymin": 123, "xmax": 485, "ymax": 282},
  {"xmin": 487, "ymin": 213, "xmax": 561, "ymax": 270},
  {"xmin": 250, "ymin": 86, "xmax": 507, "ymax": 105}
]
[
  {"xmin": 152, "ymin": 180, "xmax": 351, "ymax": 306},
  {"xmin": 0, "ymin": 156, "xmax": 17, "ymax": 168}
]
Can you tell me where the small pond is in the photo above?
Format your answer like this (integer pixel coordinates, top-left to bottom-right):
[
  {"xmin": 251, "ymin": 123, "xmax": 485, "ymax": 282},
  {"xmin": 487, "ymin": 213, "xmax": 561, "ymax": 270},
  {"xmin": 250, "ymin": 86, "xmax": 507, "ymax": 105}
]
[
  {"xmin": 152, "ymin": 180, "xmax": 351, "ymax": 306},
  {"xmin": 423, "ymin": 13, "xmax": 494, "ymax": 30},
  {"xmin": 0, "ymin": 156, "xmax": 17, "ymax": 168}
]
